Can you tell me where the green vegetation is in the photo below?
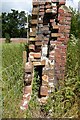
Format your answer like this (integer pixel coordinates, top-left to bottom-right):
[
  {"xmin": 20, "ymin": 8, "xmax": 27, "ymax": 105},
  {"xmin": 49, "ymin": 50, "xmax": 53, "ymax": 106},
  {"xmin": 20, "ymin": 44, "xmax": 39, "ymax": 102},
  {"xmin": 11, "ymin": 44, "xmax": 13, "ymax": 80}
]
[
  {"xmin": 2, "ymin": 36, "xmax": 80, "ymax": 118},
  {"xmin": 1, "ymin": 9, "xmax": 31, "ymax": 38},
  {"xmin": 26, "ymin": 35, "xmax": 80, "ymax": 118},
  {"xmin": 5, "ymin": 33, "xmax": 11, "ymax": 43},
  {"xmin": 70, "ymin": 7, "xmax": 80, "ymax": 39},
  {"xmin": 1, "ymin": 6, "xmax": 80, "ymax": 118},
  {"xmin": 2, "ymin": 43, "xmax": 26, "ymax": 118}
]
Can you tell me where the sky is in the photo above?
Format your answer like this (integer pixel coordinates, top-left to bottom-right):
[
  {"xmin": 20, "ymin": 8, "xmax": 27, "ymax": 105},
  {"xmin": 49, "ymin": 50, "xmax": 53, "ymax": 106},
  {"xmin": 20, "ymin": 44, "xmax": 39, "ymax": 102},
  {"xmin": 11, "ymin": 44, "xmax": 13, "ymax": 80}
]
[{"xmin": 0, "ymin": 0, "xmax": 79, "ymax": 14}]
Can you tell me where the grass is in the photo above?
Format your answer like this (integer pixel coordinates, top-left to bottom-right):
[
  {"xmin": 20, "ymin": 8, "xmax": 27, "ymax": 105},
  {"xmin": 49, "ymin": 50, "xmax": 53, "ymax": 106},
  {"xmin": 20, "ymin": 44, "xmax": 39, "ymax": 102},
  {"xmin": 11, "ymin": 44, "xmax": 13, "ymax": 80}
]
[
  {"xmin": 2, "ymin": 43, "xmax": 27, "ymax": 118},
  {"xmin": 2, "ymin": 35, "xmax": 80, "ymax": 118},
  {"xmin": 26, "ymin": 35, "xmax": 80, "ymax": 118}
]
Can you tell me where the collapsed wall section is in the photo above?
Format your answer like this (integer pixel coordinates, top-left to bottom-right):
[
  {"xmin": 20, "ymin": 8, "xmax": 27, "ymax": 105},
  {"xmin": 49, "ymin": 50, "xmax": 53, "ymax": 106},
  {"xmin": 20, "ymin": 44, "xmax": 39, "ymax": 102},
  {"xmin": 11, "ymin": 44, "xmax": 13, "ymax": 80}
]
[{"xmin": 20, "ymin": 0, "xmax": 72, "ymax": 110}]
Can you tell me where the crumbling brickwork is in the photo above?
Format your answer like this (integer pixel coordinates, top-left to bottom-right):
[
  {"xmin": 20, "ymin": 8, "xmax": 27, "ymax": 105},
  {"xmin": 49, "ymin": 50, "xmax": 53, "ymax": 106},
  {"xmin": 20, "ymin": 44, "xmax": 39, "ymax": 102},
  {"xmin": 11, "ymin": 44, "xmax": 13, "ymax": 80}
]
[{"xmin": 20, "ymin": 0, "xmax": 71, "ymax": 110}]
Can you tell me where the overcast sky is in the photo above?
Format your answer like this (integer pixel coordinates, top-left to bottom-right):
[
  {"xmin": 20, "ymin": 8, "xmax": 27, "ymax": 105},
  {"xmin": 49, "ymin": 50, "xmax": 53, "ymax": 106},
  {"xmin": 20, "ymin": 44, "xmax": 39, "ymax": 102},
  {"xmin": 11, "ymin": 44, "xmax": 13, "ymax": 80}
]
[{"xmin": 0, "ymin": 0, "xmax": 79, "ymax": 14}]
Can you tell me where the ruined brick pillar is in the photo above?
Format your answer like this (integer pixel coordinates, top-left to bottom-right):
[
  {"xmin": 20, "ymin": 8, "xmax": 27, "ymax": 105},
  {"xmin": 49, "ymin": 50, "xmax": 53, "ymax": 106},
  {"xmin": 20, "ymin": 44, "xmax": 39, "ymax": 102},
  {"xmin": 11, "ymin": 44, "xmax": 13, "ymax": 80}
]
[{"xmin": 20, "ymin": 0, "xmax": 72, "ymax": 109}]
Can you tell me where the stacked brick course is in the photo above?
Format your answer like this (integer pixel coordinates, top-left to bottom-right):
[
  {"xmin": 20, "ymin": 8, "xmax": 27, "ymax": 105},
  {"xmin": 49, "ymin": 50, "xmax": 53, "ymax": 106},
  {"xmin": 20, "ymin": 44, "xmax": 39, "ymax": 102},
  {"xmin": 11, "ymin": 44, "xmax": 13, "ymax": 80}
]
[{"xmin": 20, "ymin": 0, "xmax": 71, "ymax": 110}]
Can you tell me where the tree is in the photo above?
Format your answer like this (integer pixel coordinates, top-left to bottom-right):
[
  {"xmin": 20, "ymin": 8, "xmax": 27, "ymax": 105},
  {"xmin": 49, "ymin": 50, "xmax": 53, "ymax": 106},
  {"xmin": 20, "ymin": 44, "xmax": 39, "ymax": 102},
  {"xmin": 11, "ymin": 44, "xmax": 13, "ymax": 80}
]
[
  {"xmin": 70, "ymin": 7, "xmax": 80, "ymax": 39},
  {"xmin": 2, "ymin": 9, "xmax": 31, "ymax": 38}
]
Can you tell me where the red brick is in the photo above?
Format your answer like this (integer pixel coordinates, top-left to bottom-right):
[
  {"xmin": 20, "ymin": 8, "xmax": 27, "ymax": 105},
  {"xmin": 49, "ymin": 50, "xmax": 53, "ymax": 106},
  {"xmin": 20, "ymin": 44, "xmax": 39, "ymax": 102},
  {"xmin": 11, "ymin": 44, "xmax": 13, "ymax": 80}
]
[
  {"xmin": 64, "ymin": 13, "xmax": 72, "ymax": 17},
  {"xmin": 56, "ymin": 41, "xmax": 62, "ymax": 46},
  {"xmin": 65, "ymin": 21, "xmax": 71, "ymax": 25},
  {"xmin": 24, "ymin": 86, "xmax": 32, "ymax": 94},
  {"xmin": 41, "ymin": 26, "xmax": 49, "ymax": 31},
  {"xmin": 46, "ymin": 9, "xmax": 52, "ymax": 13},
  {"xmin": 31, "ymin": 19, "xmax": 37, "ymax": 24},
  {"xmin": 43, "ymin": 41, "xmax": 49, "ymax": 45},
  {"xmin": 65, "ymin": 25, "xmax": 71, "ymax": 30},
  {"xmin": 33, "ymin": 60, "xmax": 46, "ymax": 66},
  {"xmin": 58, "ymin": 16, "xmax": 65, "ymax": 21},
  {"xmin": 25, "ymin": 63, "xmax": 32, "ymax": 73},
  {"xmin": 51, "ymin": 0, "xmax": 58, "ymax": 2},
  {"xmin": 40, "ymin": 5, "xmax": 44, "ymax": 9},
  {"xmin": 64, "ymin": 29, "xmax": 70, "ymax": 33},
  {"xmin": 29, "ymin": 44, "xmax": 35, "ymax": 50},
  {"xmin": 49, "ymin": 56, "xmax": 54, "ymax": 61},
  {"xmin": 39, "ymin": 2, "xmax": 45, "ymax": 5},
  {"xmin": 65, "ymin": 34, "xmax": 69, "ymax": 38},
  {"xmin": 45, "ymin": 5, "xmax": 51, "ymax": 9},
  {"xmin": 51, "ymin": 33, "xmax": 61, "ymax": 37},
  {"xmin": 52, "ymin": 25, "xmax": 59, "ymax": 29},
  {"xmin": 29, "ymin": 38, "xmax": 36, "ymax": 42},
  {"xmin": 38, "ymin": 19, "xmax": 43, "ymax": 24},
  {"xmin": 66, "ymin": 17, "xmax": 71, "ymax": 21},
  {"xmin": 33, "ymin": 2, "xmax": 39, "ymax": 6},
  {"xmin": 42, "ymin": 75, "xmax": 48, "ymax": 86},
  {"xmin": 39, "ymin": 9, "xmax": 44, "ymax": 12},
  {"xmin": 39, "ymin": 12, "xmax": 44, "ymax": 15},
  {"xmin": 59, "ymin": 1, "xmax": 65, "ymax": 5},
  {"xmin": 58, "ymin": 9, "xmax": 64, "ymax": 13},
  {"xmin": 34, "ymin": 52, "xmax": 41, "ymax": 58},
  {"xmin": 32, "ymin": 8, "xmax": 39, "ymax": 15},
  {"xmin": 50, "ymin": 51, "xmax": 55, "ymax": 56},
  {"xmin": 44, "ymin": 37, "xmax": 49, "ymax": 41},
  {"xmin": 35, "ymin": 41, "xmax": 42, "ymax": 46},
  {"xmin": 40, "ymin": 86, "xmax": 48, "ymax": 96},
  {"xmin": 29, "ymin": 52, "xmax": 34, "ymax": 59},
  {"xmin": 57, "ymin": 38, "xmax": 65, "ymax": 41},
  {"xmin": 50, "ymin": 19, "xmax": 55, "ymax": 23}
]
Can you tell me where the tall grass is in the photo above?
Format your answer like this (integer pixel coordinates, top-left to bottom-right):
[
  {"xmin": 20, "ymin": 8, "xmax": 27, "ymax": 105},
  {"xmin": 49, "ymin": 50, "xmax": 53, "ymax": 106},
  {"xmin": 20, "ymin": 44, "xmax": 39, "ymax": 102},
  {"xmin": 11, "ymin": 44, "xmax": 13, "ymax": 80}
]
[
  {"xmin": 2, "ymin": 43, "xmax": 27, "ymax": 118},
  {"xmin": 26, "ymin": 35, "xmax": 80, "ymax": 118}
]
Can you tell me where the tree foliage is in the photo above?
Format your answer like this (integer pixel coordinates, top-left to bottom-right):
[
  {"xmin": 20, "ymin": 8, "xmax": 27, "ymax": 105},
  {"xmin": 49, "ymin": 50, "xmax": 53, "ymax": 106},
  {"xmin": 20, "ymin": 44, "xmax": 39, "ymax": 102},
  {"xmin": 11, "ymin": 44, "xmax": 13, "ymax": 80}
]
[
  {"xmin": 70, "ymin": 7, "xmax": 80, "ymax": 39},
  {"xmin": 2, "ymin": 9, "xmax": 31, "ymax": 38}
]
